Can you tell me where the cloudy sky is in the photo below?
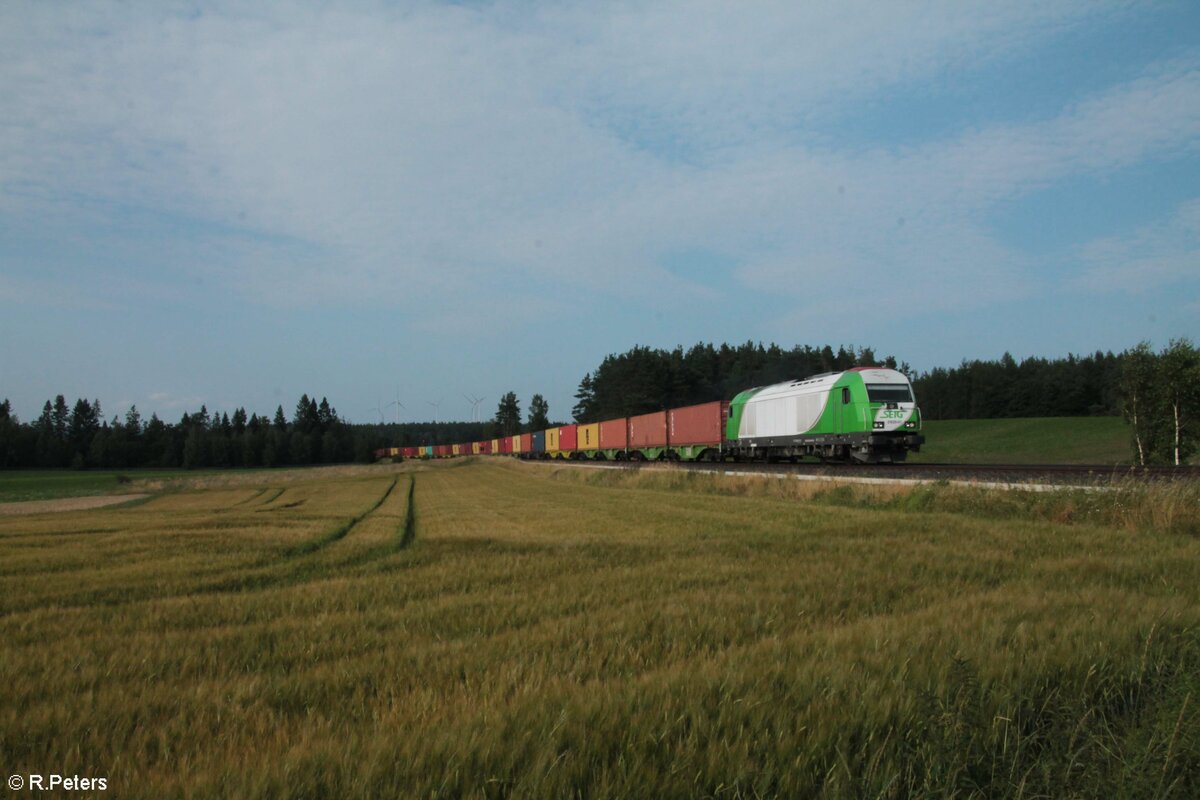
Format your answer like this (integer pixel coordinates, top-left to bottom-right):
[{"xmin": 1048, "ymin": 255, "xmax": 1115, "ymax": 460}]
[{"xmin": 2, "ymin": 1, "xmax": 1198, "ymax": 424}]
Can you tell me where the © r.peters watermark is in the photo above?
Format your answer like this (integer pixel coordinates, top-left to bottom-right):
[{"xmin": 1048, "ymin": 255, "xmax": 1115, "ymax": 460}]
[{"xmin": 8, "ymin": 774, "xmax": 108, "ymax": 791}]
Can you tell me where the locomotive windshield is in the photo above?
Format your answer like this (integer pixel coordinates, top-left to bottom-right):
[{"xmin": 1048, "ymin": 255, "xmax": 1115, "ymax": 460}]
[{"xmin": 866, "ymin": 384, "xmax": 914, "ymax": 404}]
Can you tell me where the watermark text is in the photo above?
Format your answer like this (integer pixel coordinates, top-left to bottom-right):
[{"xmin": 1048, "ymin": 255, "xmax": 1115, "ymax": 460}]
[{"xmin": 8, "ymin": 774, "xmax": 107, "ymax": 792}]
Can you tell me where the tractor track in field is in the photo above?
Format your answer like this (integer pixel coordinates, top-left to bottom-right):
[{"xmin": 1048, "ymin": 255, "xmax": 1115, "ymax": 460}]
[
  {"xmin": 0, "ymin": 477, "xmax": 409, "ymax": 618},
  {"xmin": 252, "ymin": 488, "xmax": 287, "ymax": 510},
  {"xmin": 399, "ymin": 476, "xmax": 417, "ymax": 548},
  {"xmin": 282, "ymin": 476, "xmax": 399, "ymax": 558}
]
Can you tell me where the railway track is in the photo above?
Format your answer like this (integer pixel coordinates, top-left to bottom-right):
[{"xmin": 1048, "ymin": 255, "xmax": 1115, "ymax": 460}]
[{"xmin": 558, "ymin": 459, "xmax": 1200, "ymax": 485}]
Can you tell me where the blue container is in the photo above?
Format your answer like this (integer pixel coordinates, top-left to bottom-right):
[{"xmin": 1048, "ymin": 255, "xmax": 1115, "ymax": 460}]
[{"xmin": 531, "ymin": 431, "xmax": 546, "ymax": 453}]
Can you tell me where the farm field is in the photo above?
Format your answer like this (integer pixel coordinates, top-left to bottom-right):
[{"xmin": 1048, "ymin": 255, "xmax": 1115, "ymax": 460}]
[
  {"xmin": 910, "ymin": 416, "xmax": 1133, "ymax": 464},
  {"xmin": 2, "ymin": 460, "xmax": 1198, "ymax": 798}
]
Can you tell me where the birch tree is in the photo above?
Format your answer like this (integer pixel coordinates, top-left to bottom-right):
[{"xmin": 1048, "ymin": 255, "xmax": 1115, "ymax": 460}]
[
  {"xmin": 1159, "ymin": 338, "xmax": 1199, "ymax": 466},
  {"xmin": 1120, "ymin": 342, "xmax": 1158, "ymax": 466}
]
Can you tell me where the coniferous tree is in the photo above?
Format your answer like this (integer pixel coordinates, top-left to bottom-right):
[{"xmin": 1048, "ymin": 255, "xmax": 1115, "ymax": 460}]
[
  {"xmin": 294, "ymin": 394, "xmax": 313, "ymax": 433},
  {"xmin": 52, "ymin": 395, "xmax": 69, "ymax": 442},
  {"xmin": 182, "ymin": 426, "xmax": 206, "ymax": 469},
  {"xmin": 572, "ymin": 374, "xmax": 596, "ymax": 423},
  {"xmin": 317, "ymin": 397, "xmax": 335, "ymax": 429},
  {"xmin": 494, "ymin": 392, "xmax": 522, "ymax": 436},
  {"xmin": 0, "ymin": 400, "xmax": 17, "ymax": 468},
  {"xmin": 35, "ymin": 401, "xmax": 57, "ymax": 467},
  {"xmin": 527, "ymin": 395, "xmax": 550, "ymax": 432}
]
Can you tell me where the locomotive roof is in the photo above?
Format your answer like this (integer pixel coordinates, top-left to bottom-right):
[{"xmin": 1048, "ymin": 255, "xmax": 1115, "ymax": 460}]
[{"xmin": 744, "ymin": 367, "xmax": 911, "ymax": 402}]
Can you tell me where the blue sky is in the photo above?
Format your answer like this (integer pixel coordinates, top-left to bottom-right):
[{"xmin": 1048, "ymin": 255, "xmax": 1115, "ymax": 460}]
[{"xmin": 2, "ymin": 1, "xmax": 1198, "ymax": 424}]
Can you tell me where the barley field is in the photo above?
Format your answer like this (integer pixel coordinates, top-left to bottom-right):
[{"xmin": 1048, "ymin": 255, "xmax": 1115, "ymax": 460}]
[{"xmin": 1, "ymin": 460, "xmax": 1198, "ymax": 798}]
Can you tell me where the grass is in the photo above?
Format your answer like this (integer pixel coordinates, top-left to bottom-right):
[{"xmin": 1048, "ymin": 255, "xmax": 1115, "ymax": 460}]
[
  {"xmin": 0, "ymin": 469, "xmax": 198, "ymax": 502},
  {"xmin": 1, "ymin": 459, "xmax": 1198, "ymax": 798},
  {"xmin": 549, "ymin": 462, "xmax": 1200, "ymax": 536},
  {"xmin": 910, "ymin": 416, "xmax": 1133, "ymax": 464},
  {"xmin": 0, "ymin": 470, "xmax": 120, "ymax": 502}
]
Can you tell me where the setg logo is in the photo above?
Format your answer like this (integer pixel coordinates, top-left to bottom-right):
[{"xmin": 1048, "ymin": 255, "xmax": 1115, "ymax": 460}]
[{"xmin": 878, "ymin": 409, "xmax": 907, "ymax": 421}]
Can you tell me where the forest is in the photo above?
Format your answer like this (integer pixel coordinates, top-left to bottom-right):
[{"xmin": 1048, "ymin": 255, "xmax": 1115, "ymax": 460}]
[{"xmin": 568, "ymin": 341, "xmax": 1123, "ymax": 422}]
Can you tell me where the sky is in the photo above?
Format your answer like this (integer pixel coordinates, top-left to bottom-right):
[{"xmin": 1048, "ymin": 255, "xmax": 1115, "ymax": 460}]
[{"xmin": 2, "ymin": 1, "xmax": 1199, "ymax": 425}]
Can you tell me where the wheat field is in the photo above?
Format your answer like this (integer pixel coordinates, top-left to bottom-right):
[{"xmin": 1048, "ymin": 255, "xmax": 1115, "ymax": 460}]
[{"xmin": 1, "ymin": 459, "xmax": 1197, "ymax": 798}]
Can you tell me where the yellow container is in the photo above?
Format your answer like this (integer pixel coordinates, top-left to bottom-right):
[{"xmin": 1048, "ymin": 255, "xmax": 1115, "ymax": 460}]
[
  {"xmin": 546, "ymin": 427, "xmax": 560, "ymax": 453},
  {"xmin": 451, "ymin": 444, "xmax": 462, "ymax": 456},
  {"xmin": 576, "ymin": 423, "xmax": 599, "ymax": 452},
  {"xmin": 471, "ymin": 442, "xmax": 480, "ymax": 455},
  {"xmin": 512, "ymin": 435, "xmax": 522, "ymax": 454},
  {"xmin": 491, "ymin": 438, "xmax": 500, "ymax": 454}
]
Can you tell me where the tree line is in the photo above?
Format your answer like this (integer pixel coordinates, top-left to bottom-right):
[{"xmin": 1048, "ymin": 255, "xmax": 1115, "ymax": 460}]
[
  {"xmin": 0, "ymin": 394, "xmax": 386, "ymax": 471},
  {"xmin": 911, "ymin": 351, "xmax": 1123, "ymax": 420},
  {"xmin": 568, "ymin": 342, "xmax": 904, "ymax": 423},
  {"xmin": 560, "ymin": 342, "xmax": 1142, "ymax": 423}
]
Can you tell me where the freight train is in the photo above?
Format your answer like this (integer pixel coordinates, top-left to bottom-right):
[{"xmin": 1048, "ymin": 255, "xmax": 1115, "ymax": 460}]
[{"xmin": 375, "ymin": 367, "xmax": 924, "ymax": 464}]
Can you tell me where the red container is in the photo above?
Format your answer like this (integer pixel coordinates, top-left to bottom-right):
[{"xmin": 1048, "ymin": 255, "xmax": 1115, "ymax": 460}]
[
  {"xmin": 598, "ymin": 417, "xmax": 628, "ymax": 450},
  {"xmin": 628, "ymin": 411, "xmax": 668, "ymax": 449},
  {"xmin": 501, "ymin": 436, "xmax": 513, "ymax": 454},
  {"xmin": 668, "ymin": 401, "xmax": 728, "ymax": 446},
  {"xmin": 403, "ymin": 447, "xmax": 418, "ymax": 458},
  {"xmin": 434, "ymin": 445, "xmax": 448, "ymax": 457},
  {"xmin": 519, "ymin": 432, "xmax": 533, "ymax": 453},
  {"xmin": 558, "ymin": 424, "xmax": 578, "ymax": 451},
  {"xmin": 479, "ymin": 440, "xmax": 491, "ymax": 455}
]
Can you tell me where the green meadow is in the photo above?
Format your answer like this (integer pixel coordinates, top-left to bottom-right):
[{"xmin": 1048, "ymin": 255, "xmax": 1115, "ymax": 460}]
[
  {"xmin": 911, "ymin": 416, "xmax": 1133, "ymax": 464},
  {"xmin": 0, "ymin": 469, "xmax": 199, "ymax": 503},
  {"xmin": 1, "ymin": 460, "xmax": 1197, "ymax": 798}
]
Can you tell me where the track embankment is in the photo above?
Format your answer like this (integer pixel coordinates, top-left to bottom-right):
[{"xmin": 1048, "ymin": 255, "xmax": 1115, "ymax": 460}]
[{"xmin": 520, "ymin": 458, "xmax": 1199, "ymax": 490}]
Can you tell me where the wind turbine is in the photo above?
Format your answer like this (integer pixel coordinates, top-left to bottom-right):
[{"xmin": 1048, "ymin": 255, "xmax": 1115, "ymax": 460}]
[
  {"xmin": 367, "ymin": 398, "xmax": 385, "ymax": 425},
  {"xmin": 385, "ymin": 396, "xmax": 406, "ymax": 425},
  {"xmin": 463, "ymin": 393, "xmax": 484, "ymax": 422},
  {"xmin": 426, "ymin": 397, "xmax": 442, "ymax": 424}
]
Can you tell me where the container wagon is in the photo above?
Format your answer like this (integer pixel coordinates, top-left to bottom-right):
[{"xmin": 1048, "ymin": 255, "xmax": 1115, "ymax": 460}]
[{"xmin": 628, "ymin": 411, "xmax": 668, "ymax": 460}]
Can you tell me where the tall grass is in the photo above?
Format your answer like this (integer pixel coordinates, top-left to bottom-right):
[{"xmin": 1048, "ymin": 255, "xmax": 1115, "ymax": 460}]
[
  {"xmin": 545, "ymin": 463, "xmax": 1200, "ymax": 536},
  {"xmin": 1, "ymin": 460, "xmax": 1197, "ymax": 798}
]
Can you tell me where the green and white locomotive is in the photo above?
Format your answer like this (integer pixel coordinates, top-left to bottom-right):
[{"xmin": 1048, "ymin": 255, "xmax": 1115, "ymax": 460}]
[{"xmin": 726, "ymin": 367, "xmax": 924, "ymax": 463}]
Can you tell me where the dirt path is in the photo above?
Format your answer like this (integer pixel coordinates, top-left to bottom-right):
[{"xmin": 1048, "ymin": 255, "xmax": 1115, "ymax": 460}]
[{"xmin": 0, "ymin": 494, "xmax": 150, "ymax": 516}]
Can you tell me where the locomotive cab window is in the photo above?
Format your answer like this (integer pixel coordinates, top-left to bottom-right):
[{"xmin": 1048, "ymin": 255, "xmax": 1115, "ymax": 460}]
[
  {"xmin": 865, "ymin": 384, "xmax": 913, "ymax": 404},
  {"xmin": 841, "ymin": 387, "xmax": 850, "ymax": 404}
]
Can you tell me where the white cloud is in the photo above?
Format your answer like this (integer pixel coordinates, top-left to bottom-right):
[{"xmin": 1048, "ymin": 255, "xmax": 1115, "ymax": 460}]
[
  {"xmin": 0, "ymin": 0, "xmax": 1193, "ymax": 333},
  {"xmin": 921, "ymin": 58, "xmax": 1200, "ymax": 206},
  {"xmin": 1071, "ymin": 198, "xmax": 1200, "ymax": 293}
]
